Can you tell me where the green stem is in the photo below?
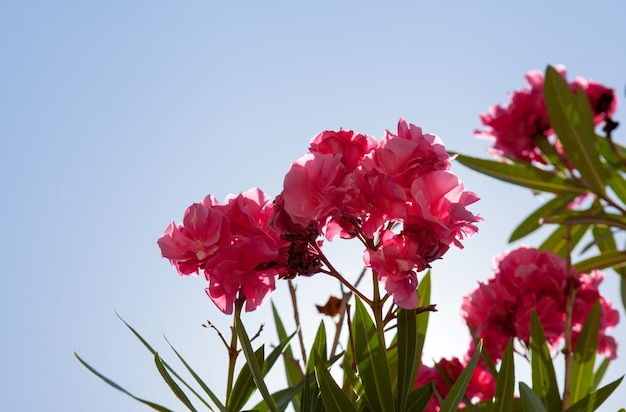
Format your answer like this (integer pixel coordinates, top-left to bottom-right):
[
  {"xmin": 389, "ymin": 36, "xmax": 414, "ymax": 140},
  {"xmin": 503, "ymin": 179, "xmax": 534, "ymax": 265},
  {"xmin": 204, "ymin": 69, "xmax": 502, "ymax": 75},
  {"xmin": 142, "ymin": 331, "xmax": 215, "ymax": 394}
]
[
  {"xmin": 225, "ymin": 297, "xmax": 245, "ymax": 409},
  {"xmin": 562, "ymin": 225, "xmax": 575, "ymax": 411},
  {"xmin": 370, "ymin": 270, "xmax": 386, "ymax": 348}
]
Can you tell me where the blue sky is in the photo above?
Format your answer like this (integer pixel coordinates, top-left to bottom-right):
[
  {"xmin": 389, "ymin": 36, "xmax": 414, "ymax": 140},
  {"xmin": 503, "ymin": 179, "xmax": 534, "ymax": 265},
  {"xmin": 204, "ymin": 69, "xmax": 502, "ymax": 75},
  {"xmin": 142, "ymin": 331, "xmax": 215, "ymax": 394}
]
[{"xmin": 1, "ymin": 2, "xmax": 625, "ymax": 411}]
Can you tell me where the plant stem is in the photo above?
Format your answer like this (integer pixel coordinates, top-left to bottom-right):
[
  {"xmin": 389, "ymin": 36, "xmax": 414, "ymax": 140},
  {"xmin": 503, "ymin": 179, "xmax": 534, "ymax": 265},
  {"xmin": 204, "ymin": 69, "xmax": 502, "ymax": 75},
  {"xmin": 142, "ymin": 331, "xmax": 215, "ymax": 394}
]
[
  {"xmin": 225, "ymin": 297, "xmax": 244, "ymax": 409},
  {"xmin": 288, "ymin": 279, "xmax": 307, "ymax": 366},
  {"xmin": 562, "ymin": 225, "xmax": 576, "ymax": 411},
  {"xmin": 370, "ymin": 269, "xmax": 387, "ymax": 348}
]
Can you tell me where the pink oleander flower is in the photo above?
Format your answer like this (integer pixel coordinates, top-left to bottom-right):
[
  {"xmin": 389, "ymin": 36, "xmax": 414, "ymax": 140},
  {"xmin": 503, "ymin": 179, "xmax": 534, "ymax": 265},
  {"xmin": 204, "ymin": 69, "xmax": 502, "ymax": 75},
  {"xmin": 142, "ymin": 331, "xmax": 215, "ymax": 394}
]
[
  {"xmin": 158, "ymin": 188, "xmax": 288, "ymax": 314},
  {"xmin": 409, "ymin": 171, "xmax": 481, "ymax": 250},
  {"xmin": 274, "ymin": 118, "xmax": 480, "ymax": 309},
  {"xmin": 309, "ymin": 129, "xmax": 377, "ymax": 171},
  {"xmin": 366, "ymin": 118, "xmax": 451, "ymax": 188},
  {"xmin": 363, "ymin": 231, "xmax": 420, "ymax": 309},
  {"xmin": 415, "ymin": 356, "xmax": 496, "ymax": 411},
  {"xmin": 462, "ymin": 246, "xmax": 619, "ymax": 361},
  {"xmin": 157, "ymin": 202, "xmax": 230, "ymax": 275},
  {"xmin": 476, "ymin": 66, "xmax": 618, "ymax": 163},
  {"xmin": 280, "ymin": 152, "xmax": 350, "ymax": 231}
]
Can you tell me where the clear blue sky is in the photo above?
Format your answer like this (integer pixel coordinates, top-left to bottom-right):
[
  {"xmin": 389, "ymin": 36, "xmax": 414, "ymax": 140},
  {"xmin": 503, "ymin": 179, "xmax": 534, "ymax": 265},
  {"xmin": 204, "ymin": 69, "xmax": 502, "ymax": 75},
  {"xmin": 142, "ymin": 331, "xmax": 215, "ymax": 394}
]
[{"xmin": 1, "ymin": 2, "xmax": 625, "ymax": 411}]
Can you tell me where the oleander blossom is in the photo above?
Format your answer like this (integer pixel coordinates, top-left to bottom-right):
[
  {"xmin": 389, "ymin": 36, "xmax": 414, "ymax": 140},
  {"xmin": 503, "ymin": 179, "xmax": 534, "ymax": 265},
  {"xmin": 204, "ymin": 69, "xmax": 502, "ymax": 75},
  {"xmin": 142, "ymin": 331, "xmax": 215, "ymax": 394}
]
[
  {"xmin": 275, "ymin": 118, "xmax": 481, "ymax": 309},
  {"xmin": 158, "ymin": 188, "xmax": 288, "ymax": 314},
  {"xmin": 475, "ymin": 65, "xmax": 618, "ymax": 163},
  {"xmin": 461, "ymin": 246, "xmax": 619, "ymax": 361},
  {"xmin": 415, "ymin": 356, "xmax": 496, "ymax": 411}
]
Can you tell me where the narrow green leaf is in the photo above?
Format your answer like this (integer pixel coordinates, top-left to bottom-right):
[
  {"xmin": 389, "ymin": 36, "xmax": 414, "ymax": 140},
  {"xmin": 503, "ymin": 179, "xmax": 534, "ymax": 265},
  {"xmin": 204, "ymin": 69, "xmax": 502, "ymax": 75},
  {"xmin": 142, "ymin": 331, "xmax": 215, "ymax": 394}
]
[
  {"xmin": 416, "ymin": 271, "xmax": 431, "ymax": 375},
  {"xmin": 397, "ymin": 307, "xmax": 419, "ymax": 411},
  {"xmin": 591, "ymin": 358, "xmax": 610, "ymax": 392},
  {"xmin": 544, "ymin": 65, "xmax": 608, "ymax": 195},
  {"xmin": 570, "ymin": 301, "xmax": 600, "ymax": 403},
  {"xmin": 509, "ymin": 194, "xmax": 577, "ymax": 242},
  {"xmin": 302, "ymin": 322, "xmax": 326, "ymax": 412},
  {"xmin": 271, "ymin": 302, "xmax": 303, "ymax": 399},
  {"xmin": 607, "ymin": 172, "xmax": 626, "ymax": 206},
  {"xmin": 543, "ymin": 212, "xmax": 626, "ymax": 231},
  {"xmin": 74, "ymin": 352, "xmax": 175, "ymax": 412},
  {"xmin": 313, "ymin": 352, "xmax": 358, "ymax": 412},
  {"xmin": 565, "ymin": 376, "xmax": 624, "ymax": 412},
  {"xmin": 406, "ymin": 383, "xmax": 434, "ymax": 412},
  {"xmin": 154, "ymin": 353, "xmax": 197, "ymax": 411},
  {"xmin": 519, "ymin": 382, "xmax": 548, "ymax": 412},
  {"xmin": 492, "ymin": 339, "xmax": 515, "ymax": 412},
  {"xmin": 352, "ymin": 297, "xmax": 395, "ymax": 412},
  {"xmin": 234, "ymin": 311, "xmax": 278, "ymax": 412},
  {"xmin": 229, "ymin": 346, "xmax": 265, "ymax": 412},
  {"xmin": 455, "ymin": 154, "xmax": 588, "ymax": 194},
  {"xmin": 622, "ymin": 276, "xmax": 626, "ymax": 313},
  {"xmin": 163, "ymin": 337, "xmax": 223, "ymax": 411},
  {"xmin": 530, "ymin": 312, "xmax": 561, "ymax": 410},
  {"xmin": 539, "ymin": 223, "xmax": 588, "ymax": 258},
  {"xmin": 574, "ymin": 250, "xmax": 626, "ymax": 273},
  {"xmin": 115, "ymin": 314, "xmax": 219, "ymax": 410},
  {"xmin": 439, "ymin": 340, "xmax": 483, "ymax": 412}
]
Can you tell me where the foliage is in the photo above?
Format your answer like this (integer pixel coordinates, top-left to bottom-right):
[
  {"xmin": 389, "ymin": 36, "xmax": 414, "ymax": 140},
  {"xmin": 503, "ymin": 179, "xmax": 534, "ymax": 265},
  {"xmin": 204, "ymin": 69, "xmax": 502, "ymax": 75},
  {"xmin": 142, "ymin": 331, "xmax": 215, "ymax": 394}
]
[{"xmin": 76, "ymin": 65, "xmax": 624, "ymax": 411}]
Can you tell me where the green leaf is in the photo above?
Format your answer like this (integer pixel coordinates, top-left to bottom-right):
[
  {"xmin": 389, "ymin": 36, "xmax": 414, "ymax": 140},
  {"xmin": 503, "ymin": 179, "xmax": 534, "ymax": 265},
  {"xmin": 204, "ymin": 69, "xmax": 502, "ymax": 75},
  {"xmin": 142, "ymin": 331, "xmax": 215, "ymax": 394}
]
[
  {"xmin": 492, "ymin": 339, "xmax": 515, "ymax": 412},
  {"xmin": 519, "ymin": 382, "xmax": 548, "ymax": 412},
  {"xmin": 230, "ymin": 345, "xmax": 266, "ymax": 411},
  {"xmin": 509, "ymin": 194, "xmax": 577, "ymax": 242},
  {"xmin": 154, "ymin": 352, "xmax": 197, "ymax": 411},
  {"xmin": 565, "ymin": 376, "xmax": 624, "ymax": 412},
  {"xmin": 591, "ymin": 358, "xmax": 610, "ymax": 392},
  {"xmin": 74, "ymin": 352, "xmax": 175, "ymax": 412},
  {"xmin": 397, "ymin": 307, "xmax": 419, "ymax": 411},
  {"xmin": 543, "ymin": 211, "xmax": 626, "ymax": 231},
  {"xmin": 455, "ymin": 154, "xmax": 588, "ymax": 194},
  {"xmin": 570, "ymin": 301, "xmax": 600, "ymax": 403},
  {"xmin": 607, "ymin": 172, "xmax": 626, "ymax": 206},
  {"xmin": 163, "ymin": 337, "xmax": 224, "ymax": 411},
  {"xmin": 271, "ymin": 301, "xmax": 303, "ymax": 411},
  {"xmin": 574, "ymin": 250, "xmax": 626, "ymax": 273},
  {"xmin": 234, "ymin": 309, "xmax": 278, "ymax": 412},
  {"xmin": 416, "ymin": 271, "xmax": 431, "ymax": 371},
  {"xmin": 302, "ymin": 322, "xmax": 327, "ymax": 412},
  {"xmin": 406, "ymin": 383, "xmax": 434, "ymax": 412},
  {"xmin": 539, "ymin": 223, "xmax": 588, "ymax": 258},
  {"xmin": 313, "ymin": 352, "xmax": 358, "ymax": 412},
  {"xmin": 352, "ymin": 297, "xmax": 394, "ymax": 412},
  {"xmin": 115, "ymin": 313, "xmax": 219, "ymax": 410},
  {"xmin": 530, "ymin": 312, "xmax": 561, "ymax": 410},
  {"xmin": 439, "ymin": 340, "xmax": 483, "ymax": 412},
  {"xmin": 622, "ymin": 276, "xmax": 626, "ymax": 313},
  {"xmin": 544, "ymin": 65, "xmax": 608, "ymax": 195}
]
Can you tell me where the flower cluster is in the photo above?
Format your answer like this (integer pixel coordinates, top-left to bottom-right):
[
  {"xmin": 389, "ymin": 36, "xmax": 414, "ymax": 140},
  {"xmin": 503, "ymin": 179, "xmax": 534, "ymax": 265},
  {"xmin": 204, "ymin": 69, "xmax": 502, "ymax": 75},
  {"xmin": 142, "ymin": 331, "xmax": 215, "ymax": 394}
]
[
  {"xmin": 273, "ymin": 119, "xmax": 481, "ymax": 308},
  {"xmin": 158, "ymin": 119, "xmax": 481, "ymax": 313},
  {"xmin": 415, "ymin": 356, "xmax": 495, "ymax": 412},
  {"xmin": 157, "ymin": 189, "xmax": 289, "ymax": 314},
  {"xmin": 461, "ymin": 246, "xmax": 619, "ymax": 361},
  {"xmin": 475, "ymin": 66, "xmax": 618, "ymax": 163}
]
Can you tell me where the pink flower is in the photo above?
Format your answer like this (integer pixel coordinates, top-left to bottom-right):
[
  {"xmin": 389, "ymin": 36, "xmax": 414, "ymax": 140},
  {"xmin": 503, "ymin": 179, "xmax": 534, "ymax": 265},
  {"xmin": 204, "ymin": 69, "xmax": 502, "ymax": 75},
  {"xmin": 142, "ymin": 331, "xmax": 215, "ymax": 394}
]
[
  {"xmin": 415, "ymin": 356, "xmax": 496, "ymax": 411},
  {"xmin": 364, "ymin": 231, "xmax": 420, "ymax": 309},
  {"xmin": 281, "ymin": 153, "xmax": 350, "ymax": 231},
  {"xmin": 409, "ymin": 171, "xmax": 481, "ymax": 249},
  {"xmin": 462, "ymin": 246, "xmax": 619, "ymax": 361},
  {"xmin": 367, "ymin": 118, "xmax": 451, "ymax": 188},
  {"xmin": 205, "ymin": 239, "xmax": 279, "ymax": 314},
  {"xmin": 476, "ymin": 66, "xmax": 618, "ymax": 163},
  {"xmin": 157, "ymin": 203, "xmax": 230, "ymax": 275},
  {"xmin": 159, "ymin": 188, "xmax": 288, "ymax": 314},
  {"xmin": 309, "ymin": 129, "xmax": 377, "ymax": 171}
]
